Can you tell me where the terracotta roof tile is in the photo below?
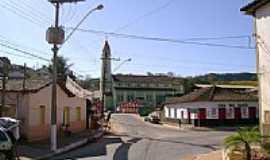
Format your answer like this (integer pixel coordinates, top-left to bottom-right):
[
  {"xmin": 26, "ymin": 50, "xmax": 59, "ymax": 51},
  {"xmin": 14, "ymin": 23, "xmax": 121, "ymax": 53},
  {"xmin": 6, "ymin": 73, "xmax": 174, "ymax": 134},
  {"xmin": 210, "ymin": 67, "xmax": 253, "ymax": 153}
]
[
  {"xmin": 0, "ymin": 78, "xmax": 51, "ymax": 92},
  {"xmin": 166, "ymin": 86, "xmax": 258, "ymax": 104},
  {"xmin": 112, "ymin": 74, "xmax": 182, "ymax": 83}
]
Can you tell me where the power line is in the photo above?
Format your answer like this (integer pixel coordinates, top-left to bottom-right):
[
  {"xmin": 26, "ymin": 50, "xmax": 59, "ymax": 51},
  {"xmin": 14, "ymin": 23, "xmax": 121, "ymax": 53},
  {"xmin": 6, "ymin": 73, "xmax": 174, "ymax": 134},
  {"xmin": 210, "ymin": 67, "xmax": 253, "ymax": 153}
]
[
  {"xmin": 0, "ymin": 42, "xmax": 50, "ymax": 62},
  {"xmin": 16, "ymin": 0, "xmax": 53, "ymax": 24},
  {"xmin": 114, "ymin": 50, "xmax": 255, "ymax": 68},
  {"xmin": 1, "ymin": 1, "xmax": 49, "ymax": 25},
  {"xmin": 125, "ymin": 62, "xmax": 255, "ymax": 72},
  {"xmin": 0, "ymin": 3, "xmax": 44, "ymax": 27},
  {"xmin": 0, "ymin": 50, "xmax": 39, "ymax": 61},
  {"xmin": 67, "ymin": 28, "xmax": 255, "ymax": 50},
  {"xmin": 59, "ymin": 5, "xmax": 103, "ymax": 49},
  {"xmin": 0, "ymin": 35, "xmax": 52, "ymax": 56},
  {"xmin": 114, "ymin": 0, "xmax": 175, "ymax": 32},
  {"xmin": 0, "ymin": 2, "xmax": 46, "ymax": 27}
]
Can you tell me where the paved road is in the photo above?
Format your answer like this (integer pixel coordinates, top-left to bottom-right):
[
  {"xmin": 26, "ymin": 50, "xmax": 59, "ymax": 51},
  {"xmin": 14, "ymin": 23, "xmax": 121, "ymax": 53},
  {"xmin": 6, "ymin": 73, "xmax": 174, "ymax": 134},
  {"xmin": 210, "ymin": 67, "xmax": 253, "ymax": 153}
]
[{"xmin": 52, "ymin": 114, "xmax": 234, "ymax": 160}]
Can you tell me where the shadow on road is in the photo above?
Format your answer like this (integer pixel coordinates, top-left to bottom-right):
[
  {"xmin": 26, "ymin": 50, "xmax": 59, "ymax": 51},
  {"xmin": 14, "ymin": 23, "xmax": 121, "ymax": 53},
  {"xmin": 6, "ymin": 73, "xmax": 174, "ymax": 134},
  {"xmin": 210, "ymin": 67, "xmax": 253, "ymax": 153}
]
[
  {"xmin": 113, "ymin": 138, "xmax": 141, "ymax": 160},
  {"xmin": 51, "ymin": 136, "xmax": 141, "ymax": 160},
  {"xmin": 51, "ymin": 136, "xmax": 122, "ymax": 160},
  {"xmin": 113, "ymin": 133, "xmax": 219, "ymax": 151}
]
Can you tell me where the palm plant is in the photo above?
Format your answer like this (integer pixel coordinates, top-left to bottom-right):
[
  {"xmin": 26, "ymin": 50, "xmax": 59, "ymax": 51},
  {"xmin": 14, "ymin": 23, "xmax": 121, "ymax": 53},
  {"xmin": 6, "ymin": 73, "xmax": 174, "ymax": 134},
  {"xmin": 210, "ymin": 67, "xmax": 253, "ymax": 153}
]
[{"xmin": 224, "ymin": 126, "xmax": 263, "ymax": 160}]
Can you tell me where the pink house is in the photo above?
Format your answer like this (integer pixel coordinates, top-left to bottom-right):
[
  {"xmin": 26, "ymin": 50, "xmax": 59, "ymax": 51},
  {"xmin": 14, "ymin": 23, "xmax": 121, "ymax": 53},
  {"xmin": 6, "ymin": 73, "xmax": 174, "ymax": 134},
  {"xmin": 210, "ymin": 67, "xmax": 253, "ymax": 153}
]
[{"xmin": 0, "ymin": 78, "xmax": 87, "ymax": 141}]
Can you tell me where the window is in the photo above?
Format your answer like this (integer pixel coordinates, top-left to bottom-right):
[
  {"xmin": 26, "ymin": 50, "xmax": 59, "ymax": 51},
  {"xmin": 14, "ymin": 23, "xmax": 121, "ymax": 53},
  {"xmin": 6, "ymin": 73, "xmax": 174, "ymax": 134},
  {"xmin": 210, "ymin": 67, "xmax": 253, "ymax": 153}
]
[
  {"xmin": 212, "ymin": 108, "xmax": 217, "ymax": 116},
  {"xmin": 117, "ymin": 94, "xmax": 124, "ymax": 102},
  {"xmin": 226, "ymin": 107, "xmax": 234, "ymax": 119},
  {"xmin": 156, "ymin": 95, "xmax": 165, "ymax": 104},
  {"xmin": 241, "ymin": 107, "xmax": 249, "ymax": 119},
  {"xmin": 39, "ymin": 105, "xmax": 46, "ymax": 125},
  {"xmin": 207, "ymin": 108, "xmax": 218, "ymax": 119},
  {"xmin": 127, "ymin": 94, "xmax": 134, "ymax": 101},
  {"xmin": 146, "ymin": 94, "xmax": 153, "ymax": 101},
  {"xmin": 76, "ymin": 107, "xmax": 81, "ymax": 121},
  {"xmin": 63, "ymin": 107, "xmax": 70, "ymax": 125}
]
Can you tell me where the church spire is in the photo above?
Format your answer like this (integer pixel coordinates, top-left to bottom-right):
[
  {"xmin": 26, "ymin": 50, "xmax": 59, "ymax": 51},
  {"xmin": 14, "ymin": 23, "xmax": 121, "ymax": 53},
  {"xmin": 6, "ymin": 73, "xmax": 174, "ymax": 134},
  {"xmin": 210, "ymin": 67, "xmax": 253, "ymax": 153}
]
[{"xmin": 102, "ymin": 40, "xmax": 111, "ymax": 58}]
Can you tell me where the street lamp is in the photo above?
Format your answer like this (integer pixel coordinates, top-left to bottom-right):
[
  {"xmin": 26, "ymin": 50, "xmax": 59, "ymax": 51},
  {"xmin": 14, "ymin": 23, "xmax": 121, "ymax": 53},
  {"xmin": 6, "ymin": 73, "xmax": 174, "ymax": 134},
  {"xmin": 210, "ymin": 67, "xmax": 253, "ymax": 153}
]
[
  {"xmin": 46, "ymin": 0, "xmax": 103, "ymax": 152},
  {"xmin": 60, "ymin": 4, "xmax": 104, "ymax": 48},
  {"xmin": 113, "ymin": 58, "xmax": 132, "ymax": 72}
]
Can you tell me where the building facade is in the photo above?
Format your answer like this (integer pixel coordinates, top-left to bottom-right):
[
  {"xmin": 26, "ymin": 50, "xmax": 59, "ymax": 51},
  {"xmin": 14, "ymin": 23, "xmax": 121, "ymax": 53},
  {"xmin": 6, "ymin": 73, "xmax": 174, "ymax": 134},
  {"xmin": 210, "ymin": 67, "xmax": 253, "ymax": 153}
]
[
  {"xmin": 164, "ymin": 85, "xmax": 258, "ymax": 127},
  {"xmin": 0, "ymin": 78, "xmax": 88, "ymax": 141},
  {"xmin": 93, "ymin": 41, "xmax": 185, "ymax": 111},
  {"xmin": 112, "ymin": 74, "xmax": 184, "ymax": 109},
  {"xmin": 241, "ymin": 0, "xmax": 270, "ymax": 135}
]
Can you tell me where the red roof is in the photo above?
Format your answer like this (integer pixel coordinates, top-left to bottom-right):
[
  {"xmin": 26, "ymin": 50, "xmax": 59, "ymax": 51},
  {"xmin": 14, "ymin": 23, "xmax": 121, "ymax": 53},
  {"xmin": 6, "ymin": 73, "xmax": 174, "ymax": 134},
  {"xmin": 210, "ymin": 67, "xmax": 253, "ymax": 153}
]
[{"xmin": 166, "ymin": 86, "xmax": 258, "ymax": 104}]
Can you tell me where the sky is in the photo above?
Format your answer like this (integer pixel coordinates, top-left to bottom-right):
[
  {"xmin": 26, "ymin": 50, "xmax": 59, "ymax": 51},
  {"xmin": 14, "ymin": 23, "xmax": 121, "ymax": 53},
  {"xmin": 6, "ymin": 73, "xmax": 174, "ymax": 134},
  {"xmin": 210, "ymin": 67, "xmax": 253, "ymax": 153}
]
[{"xmin": 0, "ymin": 0, "xmax": 255, "ymax": 78}]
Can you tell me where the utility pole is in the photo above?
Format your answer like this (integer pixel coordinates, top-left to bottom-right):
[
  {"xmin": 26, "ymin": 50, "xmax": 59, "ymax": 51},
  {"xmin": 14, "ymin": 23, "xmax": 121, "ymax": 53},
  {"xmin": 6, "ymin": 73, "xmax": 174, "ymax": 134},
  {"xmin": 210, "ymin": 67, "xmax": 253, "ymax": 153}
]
[
  {"xmin": 0, "ymin": 57, "xmax": 10, "ymax": 117},
  {"xmin": 1, "ymin": 68, "xmax": 6, "ymax": 117},
  {"xmin": 47, "ymin": 0, "xmax": 85, "ymax": 152},
  {"xmin": 23, "ymin": 63, "xmax": 26, "ymax": 92}
]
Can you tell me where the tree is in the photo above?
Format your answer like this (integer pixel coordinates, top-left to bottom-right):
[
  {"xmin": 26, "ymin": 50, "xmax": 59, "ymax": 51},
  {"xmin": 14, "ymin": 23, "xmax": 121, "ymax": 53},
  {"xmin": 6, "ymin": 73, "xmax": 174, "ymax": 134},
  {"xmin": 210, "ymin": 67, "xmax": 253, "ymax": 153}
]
[
  {"xmin": 224, "ymin": 127, "xmax": 264, "ymax": 160},
  {"xmin": 48, "ymin": 55, "xmax": 75, "ymax": 81}
]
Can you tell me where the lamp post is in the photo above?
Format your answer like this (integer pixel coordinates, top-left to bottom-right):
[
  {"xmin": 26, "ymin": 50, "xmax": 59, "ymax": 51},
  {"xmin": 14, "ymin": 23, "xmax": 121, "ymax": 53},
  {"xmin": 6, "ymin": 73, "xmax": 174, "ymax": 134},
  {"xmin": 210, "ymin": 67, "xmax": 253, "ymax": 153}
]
[
  {"xmin": 47, "ymin": 0, "xmax": 103, "ymax": 151},
  {"xmin": 113, "ymin": 58, "xmax": 132, "ymax": 72}
]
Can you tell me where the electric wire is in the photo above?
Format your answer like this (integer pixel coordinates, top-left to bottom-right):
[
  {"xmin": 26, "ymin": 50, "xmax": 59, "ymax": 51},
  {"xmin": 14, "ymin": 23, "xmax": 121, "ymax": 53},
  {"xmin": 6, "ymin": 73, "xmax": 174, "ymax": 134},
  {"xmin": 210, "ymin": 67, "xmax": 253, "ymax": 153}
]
[{"xmin": 67, "ymin": 28, "xmax": 255, "ymax": 50}]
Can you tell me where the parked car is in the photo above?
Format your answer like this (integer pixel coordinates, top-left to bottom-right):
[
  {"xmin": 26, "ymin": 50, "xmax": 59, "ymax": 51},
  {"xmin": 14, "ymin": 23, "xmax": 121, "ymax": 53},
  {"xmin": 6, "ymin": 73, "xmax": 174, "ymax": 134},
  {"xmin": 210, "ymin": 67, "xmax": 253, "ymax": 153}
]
[
  {"xmin": 144, "ymin": 111, "xmax": 160, "ymax": 124},
  {"xmin": 0, "ymin": 127, "xmax": 14, "ymax": 160},
  {"xmin": 0, "ymin": 117, "xmax": 20, "ymax": 160}
]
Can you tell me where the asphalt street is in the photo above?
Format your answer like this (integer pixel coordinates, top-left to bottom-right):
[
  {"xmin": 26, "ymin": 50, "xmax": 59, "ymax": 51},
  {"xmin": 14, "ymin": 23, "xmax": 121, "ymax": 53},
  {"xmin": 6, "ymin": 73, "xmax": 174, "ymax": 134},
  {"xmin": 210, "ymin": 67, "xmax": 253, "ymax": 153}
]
[{"xmin": 52, "ymin": 114, "xmax": 234, "ymax": 160}]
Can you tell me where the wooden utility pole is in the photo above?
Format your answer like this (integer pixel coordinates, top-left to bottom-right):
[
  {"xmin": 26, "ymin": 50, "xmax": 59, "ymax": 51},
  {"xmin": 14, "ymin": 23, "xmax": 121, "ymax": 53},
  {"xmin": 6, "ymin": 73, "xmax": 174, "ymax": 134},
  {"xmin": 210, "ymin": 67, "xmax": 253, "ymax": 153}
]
[
  {"xmin": 1, "ymin": 68, "xmax": 6, "ymax": 117},
  {"xmin": 23, "ymin": 63, "xmax": 26, "ymax": 91},
  {"xmin": 0, "ymin": 58, "xmax": 10, "ymax": 117},
  {"xmin": 47, "ymin": 0, "xmax": 85, "ymax": 152}
]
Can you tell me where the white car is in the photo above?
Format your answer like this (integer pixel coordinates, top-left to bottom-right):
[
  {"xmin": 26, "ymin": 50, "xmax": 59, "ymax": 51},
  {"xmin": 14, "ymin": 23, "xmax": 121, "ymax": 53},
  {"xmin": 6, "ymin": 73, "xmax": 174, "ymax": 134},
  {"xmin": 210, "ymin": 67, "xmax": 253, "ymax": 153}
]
[{"xmin": 0, "ymin": 127, "xmax": 14, "ymax": 160}]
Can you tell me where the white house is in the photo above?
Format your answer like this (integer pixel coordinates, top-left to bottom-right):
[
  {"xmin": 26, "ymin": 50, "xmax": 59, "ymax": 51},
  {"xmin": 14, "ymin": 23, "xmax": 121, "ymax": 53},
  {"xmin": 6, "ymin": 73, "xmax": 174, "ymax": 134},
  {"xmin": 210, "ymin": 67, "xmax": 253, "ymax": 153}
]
[
  {"xmin": 241, "ymin": 0, "xmax": 270, "ymax": 135},
  {"xmin": 164, "ymin": 85, "xmax": 258, "ymax": 127}
]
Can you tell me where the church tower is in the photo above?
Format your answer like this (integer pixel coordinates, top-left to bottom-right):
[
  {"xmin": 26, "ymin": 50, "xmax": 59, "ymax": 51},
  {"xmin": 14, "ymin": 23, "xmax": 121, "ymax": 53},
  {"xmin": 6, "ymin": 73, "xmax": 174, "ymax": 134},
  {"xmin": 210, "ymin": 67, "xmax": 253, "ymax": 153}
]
[{"xmin": 100, "ymin": 40, "xmax": 113, "ymax": 110}]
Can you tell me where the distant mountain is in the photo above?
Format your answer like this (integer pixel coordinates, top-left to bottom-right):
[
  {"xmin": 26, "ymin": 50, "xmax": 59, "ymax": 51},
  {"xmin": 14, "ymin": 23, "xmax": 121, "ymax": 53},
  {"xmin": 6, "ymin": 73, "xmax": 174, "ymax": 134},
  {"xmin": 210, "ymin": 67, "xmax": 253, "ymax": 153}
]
[
  {"xmin": 183, "ymin": 72, "xmax": 257, "ymax": 93},
  {"xmin": 191, "ymin": 72, "xmax": 257, "ymax": 82}
]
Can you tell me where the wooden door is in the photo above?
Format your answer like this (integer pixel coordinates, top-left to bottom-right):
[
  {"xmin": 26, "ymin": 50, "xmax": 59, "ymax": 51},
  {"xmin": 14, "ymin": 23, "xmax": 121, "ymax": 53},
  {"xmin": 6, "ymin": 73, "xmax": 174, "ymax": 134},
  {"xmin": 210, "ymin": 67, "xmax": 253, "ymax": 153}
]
[
  {"xmin": 248, "ymin": 107, "xmax": 256, "ymax": 119},
  {"xmin": 198, "ymin": 108, "xmax": 206, "ymax": 120},
  {"xmin": 234, "ymin": 107, "xmax": 241, "ymax": 120},
  {"xmin": 219, "ymin": 108, "xmax": 226, "ymax": 120}
]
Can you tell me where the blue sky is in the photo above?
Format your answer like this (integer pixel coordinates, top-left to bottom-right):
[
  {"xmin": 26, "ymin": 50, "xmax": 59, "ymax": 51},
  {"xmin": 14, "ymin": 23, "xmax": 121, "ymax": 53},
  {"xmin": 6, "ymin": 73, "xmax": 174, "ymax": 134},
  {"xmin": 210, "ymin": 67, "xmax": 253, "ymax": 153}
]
[{"xmin": 0, "ymin": 0, "xmax": 255, "ymax": 78}]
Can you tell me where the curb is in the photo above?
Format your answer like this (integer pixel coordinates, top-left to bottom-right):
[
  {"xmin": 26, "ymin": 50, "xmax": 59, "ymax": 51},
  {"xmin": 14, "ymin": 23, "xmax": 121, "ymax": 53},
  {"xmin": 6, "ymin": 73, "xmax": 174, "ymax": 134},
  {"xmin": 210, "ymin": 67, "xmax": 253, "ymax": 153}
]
[{"xmin": 36, "ymin": 130, "xmax": 104, "ymax": 160}]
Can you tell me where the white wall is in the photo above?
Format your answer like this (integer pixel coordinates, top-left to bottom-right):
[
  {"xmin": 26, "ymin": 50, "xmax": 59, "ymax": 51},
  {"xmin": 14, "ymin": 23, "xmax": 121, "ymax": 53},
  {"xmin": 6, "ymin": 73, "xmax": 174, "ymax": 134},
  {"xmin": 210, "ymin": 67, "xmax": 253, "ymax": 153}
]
[
  {"xmin": 170, "ymin": 107, "xmax": 175, "ymax": 118},
  {"xmin": 164, "ymin": 101, "xmax": 258, "ymax": 120},
  {"xmin": 164, "ymin": 106, "xmax": 169, "ymax": 117},
  {"xmin": 255, "ymin": 4, "xmax": 270, "ymax": 125}
]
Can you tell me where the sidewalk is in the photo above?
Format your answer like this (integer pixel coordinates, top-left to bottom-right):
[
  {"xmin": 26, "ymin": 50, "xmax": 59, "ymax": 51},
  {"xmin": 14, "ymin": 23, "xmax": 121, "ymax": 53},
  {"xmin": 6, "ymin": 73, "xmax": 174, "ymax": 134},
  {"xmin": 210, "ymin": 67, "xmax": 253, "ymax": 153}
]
[
  {"xmin": 183, "ymin": 150, "xmax": 222, "ymax": 160},
  {"xmin": 18, "ymin": 129, "xmax": 104, "ymax": 160}
]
